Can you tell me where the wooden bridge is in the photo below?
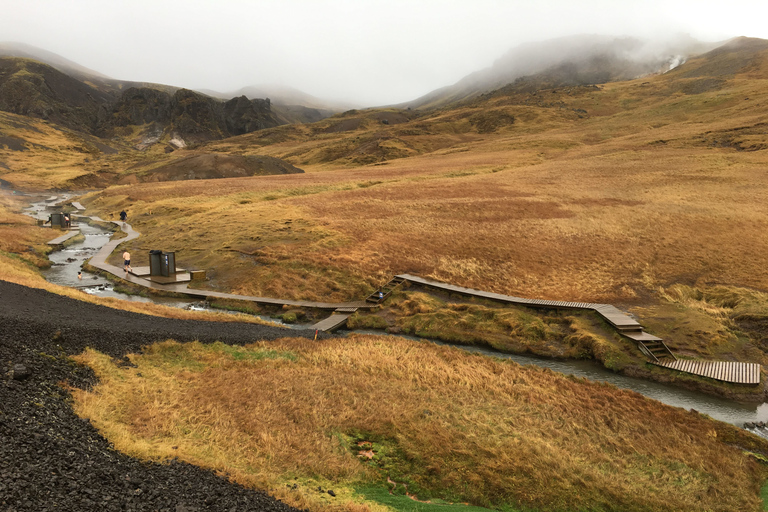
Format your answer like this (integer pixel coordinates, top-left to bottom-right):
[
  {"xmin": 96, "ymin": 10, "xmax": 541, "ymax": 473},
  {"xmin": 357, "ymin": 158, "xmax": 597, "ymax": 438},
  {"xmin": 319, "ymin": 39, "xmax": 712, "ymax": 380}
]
[
  {"xmin": 394, "ymin": 274, "xmax": 760, "ymax": 385},
  {"xmin": 47, "ymin": 229, "xmax": 80, "ymax": 246},
  {"xmin": 653, "ymin": 360, "xmax": 761, "ymax": 385}
]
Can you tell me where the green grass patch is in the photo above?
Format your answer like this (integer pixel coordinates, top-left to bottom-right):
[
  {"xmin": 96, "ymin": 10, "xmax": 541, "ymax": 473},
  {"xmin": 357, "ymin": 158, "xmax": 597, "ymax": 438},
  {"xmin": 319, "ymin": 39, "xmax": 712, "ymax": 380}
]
[
  {"xmin": 762, "ymin": 479, "xmax": 768, "ymax": 512},
  {"xmin": 355, "ymin": 484, "xmax": 505, "ymax": 512},
  {"xmin": 205, "ymin": 341, "xmax": 297, "ymax": 362},
  {"xmin": 347, "ymin": 313, "xmax": 389, "ymax": 330}
]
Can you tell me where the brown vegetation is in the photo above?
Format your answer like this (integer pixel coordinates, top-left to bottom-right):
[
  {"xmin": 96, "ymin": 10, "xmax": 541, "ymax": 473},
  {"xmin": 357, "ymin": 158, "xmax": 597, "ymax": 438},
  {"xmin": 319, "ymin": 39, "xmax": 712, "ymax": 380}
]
[{"xmin": 72, "ymin": 336, "xmax": 768, "ymax": 512}]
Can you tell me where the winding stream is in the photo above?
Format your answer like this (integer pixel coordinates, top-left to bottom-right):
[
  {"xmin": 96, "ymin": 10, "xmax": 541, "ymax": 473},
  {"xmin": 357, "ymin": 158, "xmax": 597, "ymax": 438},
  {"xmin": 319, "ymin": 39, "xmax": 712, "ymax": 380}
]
[{"xmin": 30, "ymin": 200, "xmax": 768, "ymax": 432}]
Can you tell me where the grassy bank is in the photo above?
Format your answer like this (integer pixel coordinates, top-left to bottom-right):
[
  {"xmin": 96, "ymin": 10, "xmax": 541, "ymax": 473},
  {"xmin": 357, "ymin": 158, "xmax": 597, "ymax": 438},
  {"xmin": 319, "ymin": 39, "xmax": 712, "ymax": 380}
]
[
  {"xmin": 349, "ymin": 287, "xmax": 767, "ymax": 401},
  {"xmin": 71, "ymin": 335, "xmax": 768, "ymax": 512}
]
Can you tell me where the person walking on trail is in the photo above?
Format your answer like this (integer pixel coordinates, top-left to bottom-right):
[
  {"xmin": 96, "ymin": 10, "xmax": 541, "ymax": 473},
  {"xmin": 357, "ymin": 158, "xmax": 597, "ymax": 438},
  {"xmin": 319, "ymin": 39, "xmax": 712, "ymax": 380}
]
[
  {"xmin": 120, "ymin": 210, "xmax": 127, "ymax": 222},
  {"xmin": 123, "ymin": 251, "xmax": 132, "ymax": 273}
]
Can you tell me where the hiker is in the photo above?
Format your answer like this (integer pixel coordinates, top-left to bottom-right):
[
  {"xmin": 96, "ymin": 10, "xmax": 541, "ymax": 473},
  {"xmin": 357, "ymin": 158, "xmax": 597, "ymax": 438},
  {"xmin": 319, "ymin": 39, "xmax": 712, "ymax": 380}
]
[
  {"xmin": 77, "ymin": 271, "xmax": 82, "ymax": 280},
  {"xmin": 64, "ymin": 214, "xmax": 70, "ymax": 228},
  {"xmin": 120, "ymin": 210, "xmax": 127, "ymax": 222},
  {"xmin": 123, "ymin": 251, "xmax": 132, "ymax": 272}
]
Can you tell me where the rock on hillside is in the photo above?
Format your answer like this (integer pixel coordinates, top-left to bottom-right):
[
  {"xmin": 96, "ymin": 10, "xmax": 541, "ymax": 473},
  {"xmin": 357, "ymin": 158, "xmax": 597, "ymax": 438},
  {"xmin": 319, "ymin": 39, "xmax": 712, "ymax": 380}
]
[
  {"xmin": 104, "ymin": 88, "xmax": 279, "ymax": 143},
  {"xmin": 137, "ymin": 153, "xmax": 304, "ymax": 182}
]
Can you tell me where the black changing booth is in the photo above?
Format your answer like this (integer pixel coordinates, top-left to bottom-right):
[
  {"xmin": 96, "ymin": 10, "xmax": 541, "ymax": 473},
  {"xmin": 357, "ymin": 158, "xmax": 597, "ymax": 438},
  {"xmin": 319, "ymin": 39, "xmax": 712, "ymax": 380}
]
[
  {"xmin": 149, "ymin": 250, "xmax": 176, "ymax": 277},
  {"xmin": 49, "ymin": 213, "xmax": 70, "ymax": 228}
]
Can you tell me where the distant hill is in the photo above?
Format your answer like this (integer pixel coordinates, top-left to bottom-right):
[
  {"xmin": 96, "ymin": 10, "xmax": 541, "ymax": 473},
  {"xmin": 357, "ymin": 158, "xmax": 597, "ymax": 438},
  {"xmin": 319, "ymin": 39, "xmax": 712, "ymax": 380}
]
[
  {"xmin": 132, "ymin": 153, "xmax": 304, "ymax": 182},
  {"xmin": 0, "ymin": 41, "xmax": 111, "ymax": 81},
  {"xmin": 0, "ymin": 56, "xmax": 280, "ymax": 148},
  {"xmin": 201, "ymin": 84, "xmax": 355, "ymax": 124},
  {"xmin": 0, "ymin": 57, "xmax": 113, "ymax": 133},
  {"xmin": 0, "ymin": 41, "xmax": 345, "ymax": 136},
  {"xmin": 667, "ymin": 36, "xmax": 768, "ymax": 79},
  {"xmin": 404, "ymin": 34, "xmax": 719, "ymax": 109}
]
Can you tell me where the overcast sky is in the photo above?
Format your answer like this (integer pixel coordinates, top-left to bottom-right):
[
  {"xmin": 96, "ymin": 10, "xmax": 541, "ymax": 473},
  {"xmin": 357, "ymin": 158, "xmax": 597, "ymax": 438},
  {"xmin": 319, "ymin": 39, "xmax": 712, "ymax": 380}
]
[{"xmin": 2, "ymin": 0, "xmax": 767, "ymax": 106}]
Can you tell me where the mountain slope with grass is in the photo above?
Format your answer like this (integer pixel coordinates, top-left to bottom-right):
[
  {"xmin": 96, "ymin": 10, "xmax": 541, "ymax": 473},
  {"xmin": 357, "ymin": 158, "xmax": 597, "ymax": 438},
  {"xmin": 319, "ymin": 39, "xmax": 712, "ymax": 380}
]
[
  {"xmin": 69, "ymin": 36, "xmax": 768, "ymax": 392},
  {"xmin": 0, "ymin": 54, "xmax": 282, "ymax": 153},
  {"xmin": 403, "ymin": 34, "xmax": 717, "ymax": 109}
]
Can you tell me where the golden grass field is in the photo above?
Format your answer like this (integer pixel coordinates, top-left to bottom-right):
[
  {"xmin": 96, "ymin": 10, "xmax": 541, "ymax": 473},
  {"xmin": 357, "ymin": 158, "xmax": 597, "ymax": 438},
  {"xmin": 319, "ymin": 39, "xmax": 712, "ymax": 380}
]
[
  {"xmin": 0, "ymin": 40, "xmax": 756, "ymax": 388},
  {"xmin": 71, "ymin": 336, "xmax": 768, "ymax": 512}
]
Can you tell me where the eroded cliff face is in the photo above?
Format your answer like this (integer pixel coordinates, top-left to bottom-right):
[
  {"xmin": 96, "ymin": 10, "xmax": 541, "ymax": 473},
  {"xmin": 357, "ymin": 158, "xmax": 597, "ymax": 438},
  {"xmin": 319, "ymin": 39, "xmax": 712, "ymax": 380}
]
[
  {"xmin": 101, "ymin": 88, "xmax": 279, "ymax": 144},
  {"xmin": 0, "ymin": 57, "xmax": 280, "ymax": 146}
]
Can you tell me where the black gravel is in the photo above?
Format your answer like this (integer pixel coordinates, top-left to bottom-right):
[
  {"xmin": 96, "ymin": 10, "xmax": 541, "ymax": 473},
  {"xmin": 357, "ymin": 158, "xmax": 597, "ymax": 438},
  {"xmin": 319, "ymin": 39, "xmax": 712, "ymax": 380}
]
[{"xmin": 0, "ymin": 279, "xmax": 326, "ymax": 511}]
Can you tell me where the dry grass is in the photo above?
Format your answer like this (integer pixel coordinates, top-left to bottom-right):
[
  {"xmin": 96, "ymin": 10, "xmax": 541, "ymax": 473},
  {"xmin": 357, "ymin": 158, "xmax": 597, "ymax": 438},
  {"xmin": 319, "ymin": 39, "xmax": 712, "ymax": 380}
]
[
  {"xmin": 71, "ymin": 336, "xmax": 768, "ymax": 512},
  {"xmin": 634, "ymin": 284, "xmax": 768, "ymax": 365},
  {"xmin": 75, "ymin": 67, "xmax": 768, "ymax": 309}
]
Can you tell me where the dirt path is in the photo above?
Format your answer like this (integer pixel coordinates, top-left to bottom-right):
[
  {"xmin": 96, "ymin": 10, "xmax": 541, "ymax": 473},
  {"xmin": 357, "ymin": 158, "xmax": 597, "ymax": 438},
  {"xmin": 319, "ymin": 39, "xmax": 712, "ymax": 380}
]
[{"xmin": 0, "ymin": 279, "xmax": 316, "ymax": 511}]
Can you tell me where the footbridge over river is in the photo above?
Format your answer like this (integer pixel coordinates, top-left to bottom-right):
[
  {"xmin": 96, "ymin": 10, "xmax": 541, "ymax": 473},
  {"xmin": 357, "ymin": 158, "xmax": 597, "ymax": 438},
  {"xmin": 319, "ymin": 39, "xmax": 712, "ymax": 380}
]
[
  {"xmin": 45, "ymin": 211, "xmax": 761, "ymax": 386},
  {"xmin": 392, "ymin": 274, "xmax": 761, "ymax": 385}
]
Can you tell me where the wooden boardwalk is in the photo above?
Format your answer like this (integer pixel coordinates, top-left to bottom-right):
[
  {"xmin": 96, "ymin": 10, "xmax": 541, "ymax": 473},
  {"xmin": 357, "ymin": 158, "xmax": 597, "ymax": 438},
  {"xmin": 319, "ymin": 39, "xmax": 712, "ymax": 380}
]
[
  {"xmin": 653, "ymin": 359, "xmax": 761, "ymax": 385},
  {"xmin": 47, "ymin": 229, "xmax": 80, "ymax": 245},
  {"xmin": 310, "ymin": 313, "xmax": 352, "ymax": 332},
  {"xmin": 396, "ymin": 274, "xmax": 644, "ymax": 331},
  {"xmin": 396, "ymin": 274, "xmax": 761, "ymax": 384},
  {"xmin": 63, "ymin": 218, "xmax": 764, "ymax": 379},
  {"xmin": 71, "ymin": 201, "xmax": 86, "ymax": 211},
  {"xmin": 85, "ymin": 217, "xmax": 374, "ymax": 316}
]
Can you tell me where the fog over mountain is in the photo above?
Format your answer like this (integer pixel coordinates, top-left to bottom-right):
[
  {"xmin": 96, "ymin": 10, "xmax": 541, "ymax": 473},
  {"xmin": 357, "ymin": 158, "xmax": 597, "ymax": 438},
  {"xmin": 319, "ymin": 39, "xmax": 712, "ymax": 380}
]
[
  {"xmin": 404, "ymin": 34, "xmax": 720, "ymax": 109},
  {"xmin": 1, "ymin": 0, "xmax": 767, "ymax": 106}
]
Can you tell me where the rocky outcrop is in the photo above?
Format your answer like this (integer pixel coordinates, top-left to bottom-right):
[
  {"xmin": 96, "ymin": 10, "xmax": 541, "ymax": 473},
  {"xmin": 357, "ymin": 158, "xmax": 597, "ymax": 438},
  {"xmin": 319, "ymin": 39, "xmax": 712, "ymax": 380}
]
[
  {"xmin": 0, "ymin": 57, "xmax": 280, "ymax": 144},
  {"xmin": 223, "ymin": 95, "xmax": 275, "ymax": 135},
  {"xmin": 103, "ymin": 88, "xmax": 280, "ymax": 143}
]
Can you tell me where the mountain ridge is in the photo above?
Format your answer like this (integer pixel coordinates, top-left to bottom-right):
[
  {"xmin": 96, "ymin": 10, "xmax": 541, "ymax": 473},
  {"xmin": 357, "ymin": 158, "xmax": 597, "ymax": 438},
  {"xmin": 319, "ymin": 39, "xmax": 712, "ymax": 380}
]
[{"xmin": 402, "ymin": 34, "xmax": 722, "ymax": 109}]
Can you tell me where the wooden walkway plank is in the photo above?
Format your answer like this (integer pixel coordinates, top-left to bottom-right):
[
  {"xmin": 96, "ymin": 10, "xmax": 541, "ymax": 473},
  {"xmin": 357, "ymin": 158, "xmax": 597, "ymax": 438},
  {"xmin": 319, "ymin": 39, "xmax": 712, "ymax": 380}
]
[
  {"xmin": 310, "ymin": 314, "xmax": 351, "ymax": 333},
  {"xmin": 396, "ymin": 273, "xmax": 645, "ymax": 331},
  {"xmin": 652, "ymin": 359, "xmax": 760, "ymax": 385},
  {"xmin": 47, "ymin": 229, "xmax": 80, "ymax": 245},
  {"xmin": 77, "ymin": 229, "xmax": 766, "ymax": 383}
]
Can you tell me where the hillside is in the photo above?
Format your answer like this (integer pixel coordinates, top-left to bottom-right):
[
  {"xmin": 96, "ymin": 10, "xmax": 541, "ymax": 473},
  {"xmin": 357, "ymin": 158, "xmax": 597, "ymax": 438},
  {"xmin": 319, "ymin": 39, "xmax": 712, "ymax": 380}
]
[
  {"xmin": 72, "ymin": 36, "xmax": 768, "ymax": 307},
  {"xmin": 404, "ymin": 34, "xmax": 718, "ymax": 109},
  {"xmin": 0, "ymin": 55, "xmax": 282, "ymax": 156}
]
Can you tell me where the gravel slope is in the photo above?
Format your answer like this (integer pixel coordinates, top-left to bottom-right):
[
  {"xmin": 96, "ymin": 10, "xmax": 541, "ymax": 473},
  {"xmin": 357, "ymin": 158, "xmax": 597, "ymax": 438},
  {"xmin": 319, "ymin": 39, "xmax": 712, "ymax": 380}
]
[{"xmin": 0, "ymin": 279, "xmax": 323, "ymax": 511}]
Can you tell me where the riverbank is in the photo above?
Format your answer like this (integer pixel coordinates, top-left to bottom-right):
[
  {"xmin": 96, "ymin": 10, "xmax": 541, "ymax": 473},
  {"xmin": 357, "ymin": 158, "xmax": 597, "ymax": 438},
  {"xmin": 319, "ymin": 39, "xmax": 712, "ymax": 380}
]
[
  {"xmin": 346, "ymin": 286, "xmax": 768, "ymax": 404},
  {"xmin": 0, "ymin": 279, "xmax": 317, "ymax": 511}
]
